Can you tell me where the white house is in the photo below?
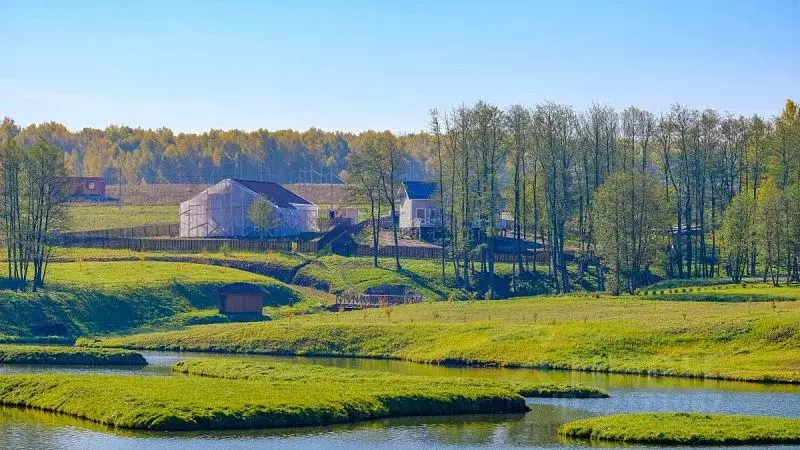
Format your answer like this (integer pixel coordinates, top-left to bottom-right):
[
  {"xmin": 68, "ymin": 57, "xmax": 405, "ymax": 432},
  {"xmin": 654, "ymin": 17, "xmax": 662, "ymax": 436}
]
[
  {"xmin": 398, "ymin": 181, "xmax": 440, "ymax": 230},
  {"xmin": 179, "ymin": 179, "xmax": 319, "ymax": 238}
]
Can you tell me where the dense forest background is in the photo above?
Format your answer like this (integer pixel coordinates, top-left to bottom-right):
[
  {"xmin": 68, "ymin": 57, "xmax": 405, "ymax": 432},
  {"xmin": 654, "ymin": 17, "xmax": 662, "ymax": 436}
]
[{"xmin": 0, "ymin": 119, "xmax": 433, "ymax": 184}]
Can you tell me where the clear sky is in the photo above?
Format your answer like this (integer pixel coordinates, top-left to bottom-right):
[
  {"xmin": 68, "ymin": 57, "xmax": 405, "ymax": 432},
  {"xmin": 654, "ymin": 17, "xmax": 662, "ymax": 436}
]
[{"xmin": 1, "ymin": 0, "xmax": 798, "ymax": 133}]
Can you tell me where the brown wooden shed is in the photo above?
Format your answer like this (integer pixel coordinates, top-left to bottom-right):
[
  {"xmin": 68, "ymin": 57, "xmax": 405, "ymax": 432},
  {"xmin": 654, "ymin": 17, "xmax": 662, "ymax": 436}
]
[{"xmin": 217, "ymin": 282, "xmax": 267, "ymax": 316}]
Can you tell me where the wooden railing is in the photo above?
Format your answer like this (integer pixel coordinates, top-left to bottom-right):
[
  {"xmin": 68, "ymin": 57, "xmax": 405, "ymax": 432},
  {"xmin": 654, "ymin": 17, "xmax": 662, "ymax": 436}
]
[
  {"xmin": 56, "ymin": 235, "xmax": 320, "ymax": 253},
  {"xmin": 333, "ymin": 292, "xmax": 424, "ymax": 309}
]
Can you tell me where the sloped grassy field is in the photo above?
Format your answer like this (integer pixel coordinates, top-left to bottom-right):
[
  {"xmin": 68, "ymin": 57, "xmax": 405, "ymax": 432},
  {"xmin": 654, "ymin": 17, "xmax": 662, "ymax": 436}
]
[
  {"xmin": 87, "ymin": 293, "xmax": 800, "ymax": 383},
  {"xmin": 0, "ymin": 261, "xmax": 322, "ymax": 338}
]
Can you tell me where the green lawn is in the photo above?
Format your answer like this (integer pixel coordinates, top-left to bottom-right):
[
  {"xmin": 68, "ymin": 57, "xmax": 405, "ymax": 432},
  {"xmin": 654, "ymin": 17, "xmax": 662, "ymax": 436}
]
[
  {"xmin": 0, "ymin": 366, "xmax": 532, "ymax": 430},
  {"xmin": 86, "ymin": 291, "xmax": 800, "ymax": 383},
  {"xmin": 65, "ymin": 205, "xmax": 177, "ymax": 232},
  {"xmin": 559, "ymin": 413, "xmax": 800, "ymax": 445},
  {"xmin": 173, "ymin": 359, "xmax": 608, "ymax": 398},
  {"xmin": 645, "ymin": 283, "xmax": 800, "ymax": 302},
  {"xmin": 0, "ymin": 345, "xmax": 146, "ymax": 365},
  {"xmin": 0, "ymin": 261, "xmax": 328, "ymax": 338},
  {"xmin": 48, "ymin": 247, "xmax": 311, "ymax": 284}
]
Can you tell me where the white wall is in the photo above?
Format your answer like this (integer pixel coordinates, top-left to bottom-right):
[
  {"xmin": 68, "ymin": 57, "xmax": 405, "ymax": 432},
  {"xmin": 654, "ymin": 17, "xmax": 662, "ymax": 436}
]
[
  {"xmin": 399, "ymin": 198, "xmax": 437, "ymax": 228},
  {"xmin": 179, "ymin": 179, "xmax": 319, "ymax": 238}
]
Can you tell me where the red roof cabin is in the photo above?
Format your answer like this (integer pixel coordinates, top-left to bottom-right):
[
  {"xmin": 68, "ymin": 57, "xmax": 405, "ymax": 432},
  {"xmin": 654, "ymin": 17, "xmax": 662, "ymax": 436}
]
[{"xmin": 70, "ymin": 177, "xmax": 106, "ymax": 199}]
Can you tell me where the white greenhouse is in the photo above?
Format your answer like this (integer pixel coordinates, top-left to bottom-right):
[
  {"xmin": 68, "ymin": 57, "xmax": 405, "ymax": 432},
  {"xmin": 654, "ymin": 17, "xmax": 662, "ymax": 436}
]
[{"xmin": 179, "ymin": 179, "xmax": 319, "ymax": 238}]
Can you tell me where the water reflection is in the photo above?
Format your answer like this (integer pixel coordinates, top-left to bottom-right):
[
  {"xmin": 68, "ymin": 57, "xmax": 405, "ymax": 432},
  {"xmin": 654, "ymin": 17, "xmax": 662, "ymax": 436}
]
[
  {"xmin": 1, "ymin": 406, "xmax": 798, "ymax": 450},
  {"xmin": 0, "ymin": 351, "xmax": 798, "ymax": 449}
]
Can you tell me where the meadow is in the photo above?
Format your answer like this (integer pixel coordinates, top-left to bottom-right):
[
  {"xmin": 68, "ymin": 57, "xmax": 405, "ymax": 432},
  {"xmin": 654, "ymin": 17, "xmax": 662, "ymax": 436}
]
[
  {"xmin": 0, "ymin": 367, "xmax": 533, "ymax": 430},
  {"xmin": 65, "ymin": 205, "xmax": 178, "ymax": 232},
  {"xmin": 172, "ymin": 359, "xmax": 609, "ymax": 398},
  {"xmin": 46, "ymin": 248, "xmax": 583, "ymax": 299},
  {"xmin": 294, "ymin": 254, "xmax": 593, "ymax": 298},
  {"xmin": 87, "ymin": 294, "xmax": 800, "ymax": 383},
  {"xmin": 0, "ymin": 345, "xmax": 146, "ymax": 365},
  {"xmin": 0, "ymin": 261, "xmax": 324, "ymax": 338},
  {"xmin": 645, "ymin": 283, "xmax": 800, "ymax": 302},
  {"xmin": 559, "ymin": 413, "xmax": 800, "ymax": 445}
]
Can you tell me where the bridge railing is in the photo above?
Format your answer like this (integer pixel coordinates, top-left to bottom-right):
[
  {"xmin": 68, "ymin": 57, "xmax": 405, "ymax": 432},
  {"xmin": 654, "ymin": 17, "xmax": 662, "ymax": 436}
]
[{"xmin": 333, "ymin": 292, "xmax": 423, "ymax": 308}]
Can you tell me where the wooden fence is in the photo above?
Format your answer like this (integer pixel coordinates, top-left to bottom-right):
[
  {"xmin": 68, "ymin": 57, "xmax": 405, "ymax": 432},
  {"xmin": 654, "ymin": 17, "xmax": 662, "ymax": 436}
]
[
  {"xmin": 61, "ymin": 223, "xmax": 180, "ymax": 239},
  {"xmin": 57, "ymin": 235, "xmax": 319, "ymax": 253},
  {"xmin": 333, "ymin": 292, "xmax": 424, "ymax": 310}
]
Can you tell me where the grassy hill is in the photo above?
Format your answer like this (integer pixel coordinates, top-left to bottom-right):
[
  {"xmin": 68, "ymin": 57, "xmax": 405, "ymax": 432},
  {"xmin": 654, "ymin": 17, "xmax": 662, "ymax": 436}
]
[
  {"xmin": 48, "ymin": 248, "xmax": 595, "ymax": 299},
  {"xmin": 86, "ymin": 288, "xmax": 800, "ymax": 383},
  {"xmin": 0, "ymin": 261, "xmax": 327, "ymax": 339}
]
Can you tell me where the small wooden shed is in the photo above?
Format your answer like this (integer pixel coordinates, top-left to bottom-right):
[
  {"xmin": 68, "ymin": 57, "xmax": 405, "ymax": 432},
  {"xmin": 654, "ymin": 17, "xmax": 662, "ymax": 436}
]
[{"xmin": 217, "ymin": 282, "xmax": 267, "ymax": 316}]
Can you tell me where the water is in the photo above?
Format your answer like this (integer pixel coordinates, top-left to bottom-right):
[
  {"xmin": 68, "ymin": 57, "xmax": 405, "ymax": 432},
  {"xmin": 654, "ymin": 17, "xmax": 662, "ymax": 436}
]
[{"xmin": 0, "ymin": 351, "xmax": 798, "ymax": 449}]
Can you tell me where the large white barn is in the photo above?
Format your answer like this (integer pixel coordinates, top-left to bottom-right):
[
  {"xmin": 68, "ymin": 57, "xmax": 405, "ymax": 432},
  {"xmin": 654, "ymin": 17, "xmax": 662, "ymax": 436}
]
[{"xmin": 179, "ymin": 179, "xmax": 319, "ymax": 238}]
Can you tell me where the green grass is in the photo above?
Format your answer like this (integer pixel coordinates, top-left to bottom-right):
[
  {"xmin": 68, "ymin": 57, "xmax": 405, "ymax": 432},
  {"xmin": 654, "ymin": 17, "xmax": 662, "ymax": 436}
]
[
  {"xmin": 172, "ymin": 359, "xmax": 609, "ymax": 398},
  {"xmin": 48, "ymin": 245, "xmax": 593, "ymax": 299},
  {"xmin": 49, "ymin": 247, "xmax": 310, "ymax": 283},
  {"xmin": 65, "ymin": 205, "xmax": 178, "ymax": 232},
  {"xmin": 646, "ymin": 283, "xmax": 800, "ymax": 302},
  {"xmin": 85, "ymin": 293, "xmax": 800, "ymax": 383},
  {"xmin": 559, "ymin": 413, "xmax": 800, "ymax": 445},
  {"xmin": 0, "ymin": 368, "xmax": 532, "ymax": 430},
  {"xmin": 294, "ymin": 255, "xmax": 586, "ymax": 299},
  {"xmin": 645, "ymin": 277, "xmax": 738, "ymax": 290},
  {"xmin": 0, "ymin": 345, "xmax": 146, "ymax": 365},
  {"xmin": 0, "ymin": 261, "xmax": 327, "ymax": 338}
]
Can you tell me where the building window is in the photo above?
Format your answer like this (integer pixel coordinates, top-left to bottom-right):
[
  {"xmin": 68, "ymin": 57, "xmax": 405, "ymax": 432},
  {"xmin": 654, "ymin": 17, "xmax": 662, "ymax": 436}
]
[
  {"xmin": 416, "ymin": 208, "xmax": 426, "ymax": 219},
  {"xmin": 87, "ymin": 181, "xmax": 95, "ymax": 190}
]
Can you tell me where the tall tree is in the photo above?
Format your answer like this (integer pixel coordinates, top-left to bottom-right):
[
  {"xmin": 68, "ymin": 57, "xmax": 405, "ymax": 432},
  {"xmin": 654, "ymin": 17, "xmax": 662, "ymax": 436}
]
[
  {"xmin": 719, "ymin": 192, "xmax": 755, "ymax": 283},
  {"xmin": 377, "ymin": 132, "xmax": 408, "ymax": 270},
  {"xmin": 594, "ymin": 172, "xmax": 669, "ymax": 294}
]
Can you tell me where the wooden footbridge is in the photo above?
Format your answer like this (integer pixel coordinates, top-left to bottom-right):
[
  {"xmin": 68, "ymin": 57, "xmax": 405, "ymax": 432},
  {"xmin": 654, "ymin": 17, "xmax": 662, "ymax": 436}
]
[{"xmin": 331, "ymin": 292, "xmax": 424, "ymax": 311}]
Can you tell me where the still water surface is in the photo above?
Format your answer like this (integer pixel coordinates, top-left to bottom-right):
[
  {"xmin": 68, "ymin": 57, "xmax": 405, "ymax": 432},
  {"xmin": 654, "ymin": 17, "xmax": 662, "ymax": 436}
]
[{"xmin": 0, "ymin": 351, "xmax": 798, "ymax": 449}]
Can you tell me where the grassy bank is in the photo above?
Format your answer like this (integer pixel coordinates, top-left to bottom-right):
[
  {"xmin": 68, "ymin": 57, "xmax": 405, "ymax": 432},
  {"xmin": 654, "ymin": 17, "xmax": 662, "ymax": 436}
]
[
  {"xmin": 172, "ymin": 359, "xmax": 609, "ymax": 398},
  {"xmin": 646, "ymin": 283, "xmax": 800, "ymax": 302},
  {"xmin": 0, "ymin": 369, "xmax": 530, "ymax": 430},
  {"xmin": 86, "ymin": 295, "xmax": 800, "ymax": 383},
  {"xmin": 559, "ymin": 413, "xmax": 800, "ymax": 445},
  {"xmin": 0, "ymin": 345, "xmax": 146, "ymax": 365},
  {"xmin": 294, "ymin": 255, "xmax": 595, "ymax": 299},
  {"xmin": 0, "ymin": 261, "xmax": 325, "ymax": 338},
  {"xmin": 65, "ymin": 205, "xmax": 177, "ymax": 232}
]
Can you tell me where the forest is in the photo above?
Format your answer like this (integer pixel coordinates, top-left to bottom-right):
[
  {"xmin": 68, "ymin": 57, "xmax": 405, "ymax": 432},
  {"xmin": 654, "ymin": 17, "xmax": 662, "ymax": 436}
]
[
  {"xmin": 1, "ymin": 99, "xmax": 798, "ymax": 294},
  {"xmin": 346, "ymin": 100, "xmax": 800, "ymax": 295}
]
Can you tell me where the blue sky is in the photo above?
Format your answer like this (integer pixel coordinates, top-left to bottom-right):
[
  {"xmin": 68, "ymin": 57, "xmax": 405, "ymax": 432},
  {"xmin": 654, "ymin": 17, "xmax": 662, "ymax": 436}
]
[{"xmin": 1, "ymin": 0, "xmax": 797, "ymax": 133}]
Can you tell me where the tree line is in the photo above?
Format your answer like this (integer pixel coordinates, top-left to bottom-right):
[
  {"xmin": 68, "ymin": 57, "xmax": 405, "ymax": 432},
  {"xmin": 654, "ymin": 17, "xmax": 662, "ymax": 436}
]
[
  {"xmin": 0, "ymin": 118, "xmax": 433, "ymax": 186},
  {"xmin": 408, "ymin": 100, "xmax": 798, "ymax": 295}
]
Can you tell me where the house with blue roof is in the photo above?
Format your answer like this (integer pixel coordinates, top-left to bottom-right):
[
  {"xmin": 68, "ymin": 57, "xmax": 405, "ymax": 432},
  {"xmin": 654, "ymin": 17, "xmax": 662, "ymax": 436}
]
[{"xmin": 398, "ymin": 181, "xmax": 440, "ymax": 234}]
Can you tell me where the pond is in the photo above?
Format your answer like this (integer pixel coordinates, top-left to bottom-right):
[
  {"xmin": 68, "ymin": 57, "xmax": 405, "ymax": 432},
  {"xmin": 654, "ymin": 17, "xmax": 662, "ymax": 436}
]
[{"xmin": 1, "ymin": 351, "xmax": 798, "ymax": 449}]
